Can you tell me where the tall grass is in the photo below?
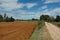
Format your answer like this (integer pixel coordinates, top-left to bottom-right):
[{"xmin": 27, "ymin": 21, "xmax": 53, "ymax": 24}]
[{"xmin": 38, "ymin": 20, "xmax": 45, "ymax": 30}]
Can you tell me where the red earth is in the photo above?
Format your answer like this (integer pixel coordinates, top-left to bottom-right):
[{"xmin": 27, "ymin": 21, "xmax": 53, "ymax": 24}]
[{"xmin": 0, "ymin": 21, "xmax": 38, "ymax": 40}]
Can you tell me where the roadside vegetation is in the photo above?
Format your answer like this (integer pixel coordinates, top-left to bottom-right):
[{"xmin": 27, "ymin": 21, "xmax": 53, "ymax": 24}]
[
  {"xmin": 30, "ymin": 21, "xmax": 45, "ymax": 40},
  {"xmin": 30, "ymin": 15, "xmax": 60, "ymax": 40},
  {"xmin": 40, "ymin": 15, "xmax": 60, "ymax": 27}
]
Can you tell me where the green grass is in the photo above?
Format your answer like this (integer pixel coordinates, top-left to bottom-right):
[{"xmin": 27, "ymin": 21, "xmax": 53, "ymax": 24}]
[{"xmin": 30, "ymin": 20, "xmax": 45, "ymax": 40}]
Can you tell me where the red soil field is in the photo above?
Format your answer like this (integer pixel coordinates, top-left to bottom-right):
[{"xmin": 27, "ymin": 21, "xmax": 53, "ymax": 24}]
[{"xmin": 0, "ymin": 21, "xmax": 38, "ymax": 40}]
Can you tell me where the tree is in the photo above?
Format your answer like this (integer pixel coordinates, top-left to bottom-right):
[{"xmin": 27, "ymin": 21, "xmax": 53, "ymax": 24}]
[
  {"xmin": 40, "ymin": 15, "xmax": 54, "ymax": 22},
  {"xmin": 10, "ymin": 17, "xmax": 15, "ymax": 22},
  {"xmin": 32, "ymin": 18, "xmax": 38, "ymax": 21},
  {"xmin": 4, "ymin": 13, "xmax": 7, "ymax": 22},
  {"xmin": 55, "ymin": 15, "xmax": 60, "ymax": 22},
  {"xmin": 0, "ymin": 13, "xmax": 15, "ymax": 22},
  {"xmin": 5, "ymin": 16, "xmax": 10, "ymax": 22},
  {"xmin": 5, "ymin": 16, "xmax": 15, "ymax": 22},
  {"xmin": 40, "ymin": 15, "xmax": 45, "ymax": 20},
  {"xmin": 32, "ymin": 18, "xmax": 35, "ymax": 20},
  {"xmin": 0, "ymin": 15, "xmax": 3, "ymax": 22}
]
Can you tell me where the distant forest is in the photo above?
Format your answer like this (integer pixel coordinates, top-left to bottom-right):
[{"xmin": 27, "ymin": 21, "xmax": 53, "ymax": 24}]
[{"xmin": 0, "ymin": 14, "xmax": 60, "ymax": 22}]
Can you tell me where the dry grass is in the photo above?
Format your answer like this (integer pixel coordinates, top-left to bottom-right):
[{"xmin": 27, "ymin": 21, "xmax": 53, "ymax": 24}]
[{"xmin": 51, "ymin": 22, "xmax": 60, "ymax": 27}]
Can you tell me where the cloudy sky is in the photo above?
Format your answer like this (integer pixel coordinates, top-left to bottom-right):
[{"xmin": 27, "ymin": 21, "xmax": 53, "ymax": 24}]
[{"xmin": 0, "ymin": 0, "xmax": 60, "ymax": 19}]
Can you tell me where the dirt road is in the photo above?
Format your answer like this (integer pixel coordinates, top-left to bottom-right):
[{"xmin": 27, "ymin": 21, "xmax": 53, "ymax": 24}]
[{"xmin": 45, "ymin": 22, "xmax": 60, "ymax": 40}]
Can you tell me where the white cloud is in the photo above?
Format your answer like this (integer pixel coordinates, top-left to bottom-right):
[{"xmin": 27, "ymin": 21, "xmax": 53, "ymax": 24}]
[
  {"xmin": 42, "ymin": 8, "xmax": 60, "ymax": 16},
  {"xmin": 0, "ymin": 0, "xmax": 17, "ymax": 3},
  {"xmin": 2, "ymin": 10, "xmax": 41, "ymax": 19},
  {"xmin": 0, "ymin": 0, "xmax": 37, "ymax": 19},
  {"xmin": 0, "ymin": 0, "xmax": 24, "ymax": 11},
  {"xmin": 14, "ymin": 7, "xmax": 60, "ymax": 19},
  {"xmin": 45, "ymin": 0, "xmax": 60, "ymax": 4},
  {"xmin": 41, "ymin": 6, "xmax": 47, "ymax": 9},
  {"xmin": 0, "ymin": 0, "xmax": 37, "ymax": 11},
  {"xmin": 26, "ymin": 3, "xmax": 37, "ymax": 9}
]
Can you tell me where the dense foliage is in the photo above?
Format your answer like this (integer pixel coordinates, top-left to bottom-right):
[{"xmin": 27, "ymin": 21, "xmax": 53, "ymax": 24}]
[{"xmin": 40, "ymin": 15, "xmax": 60, "ymax": 22}]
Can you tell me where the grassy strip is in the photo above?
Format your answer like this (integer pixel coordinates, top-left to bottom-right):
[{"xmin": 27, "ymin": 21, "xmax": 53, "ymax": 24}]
[
  {"xmin": 30, "ymin": 20, "xmax": 45, "ymax": 40},
  {"xmin": 51, "ymin": 22, "xmax": 60, "ymax": 27}
]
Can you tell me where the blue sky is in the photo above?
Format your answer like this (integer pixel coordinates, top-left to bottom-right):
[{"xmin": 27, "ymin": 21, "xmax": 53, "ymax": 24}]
[{"xmin": 0, "ymin": 0, "xmax": 60, "ymax": 19}]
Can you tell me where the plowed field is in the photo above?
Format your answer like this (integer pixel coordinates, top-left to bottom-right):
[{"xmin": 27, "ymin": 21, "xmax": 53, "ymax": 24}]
[{"xmin": 0, "ymin": 21, "xmax": 38, "ymax": 40}]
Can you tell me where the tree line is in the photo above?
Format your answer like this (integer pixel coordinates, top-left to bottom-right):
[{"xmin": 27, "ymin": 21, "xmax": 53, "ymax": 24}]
[
  {"xmin": 0, "ymin": 14, "xmax": 15, "ymax": 22},
  {"xmin": 0, "ymin": 14, "xmax": 60, "ymax": 22},
  {"xmin": 40, "ymin": 15, "xmax": 60, "ymax": 22}
]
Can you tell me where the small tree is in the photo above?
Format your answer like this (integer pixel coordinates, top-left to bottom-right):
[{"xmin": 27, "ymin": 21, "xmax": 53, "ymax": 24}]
[
  {"xmin": 4, "ymin": 13, "xmax": 7, "ymax": 22},
  {"xmin": 55, "ymin": 15, "xmax": 60, "ymax": 22},
  {"xmin": 0, "ymin": 15, "xmax": 3, "ymax": 22},
  {"xmin": 32, "ymin": 18, "xmax": 35, "ymax": 20},
  {"xmin": 32, "ymin": 18, "xmax": 38, "ymax": 21},
  {"xmin": 10, "ymin": 17, "xmax": 15, "ymax": 22},
  {"xmin": 5, "ymin": 16, "xmax": 10, "ymax": 22}
]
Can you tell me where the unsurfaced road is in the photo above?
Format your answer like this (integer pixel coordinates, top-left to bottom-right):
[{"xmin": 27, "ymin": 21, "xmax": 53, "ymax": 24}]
[{"xmin": 45, "ymin": 22, "xmax": 60, "ymax": 40}]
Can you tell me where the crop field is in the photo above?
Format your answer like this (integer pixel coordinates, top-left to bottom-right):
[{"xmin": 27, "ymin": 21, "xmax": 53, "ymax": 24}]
[{"xmin": 0, "ymin": 21, "xmax": 38, "ymax": 40}]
